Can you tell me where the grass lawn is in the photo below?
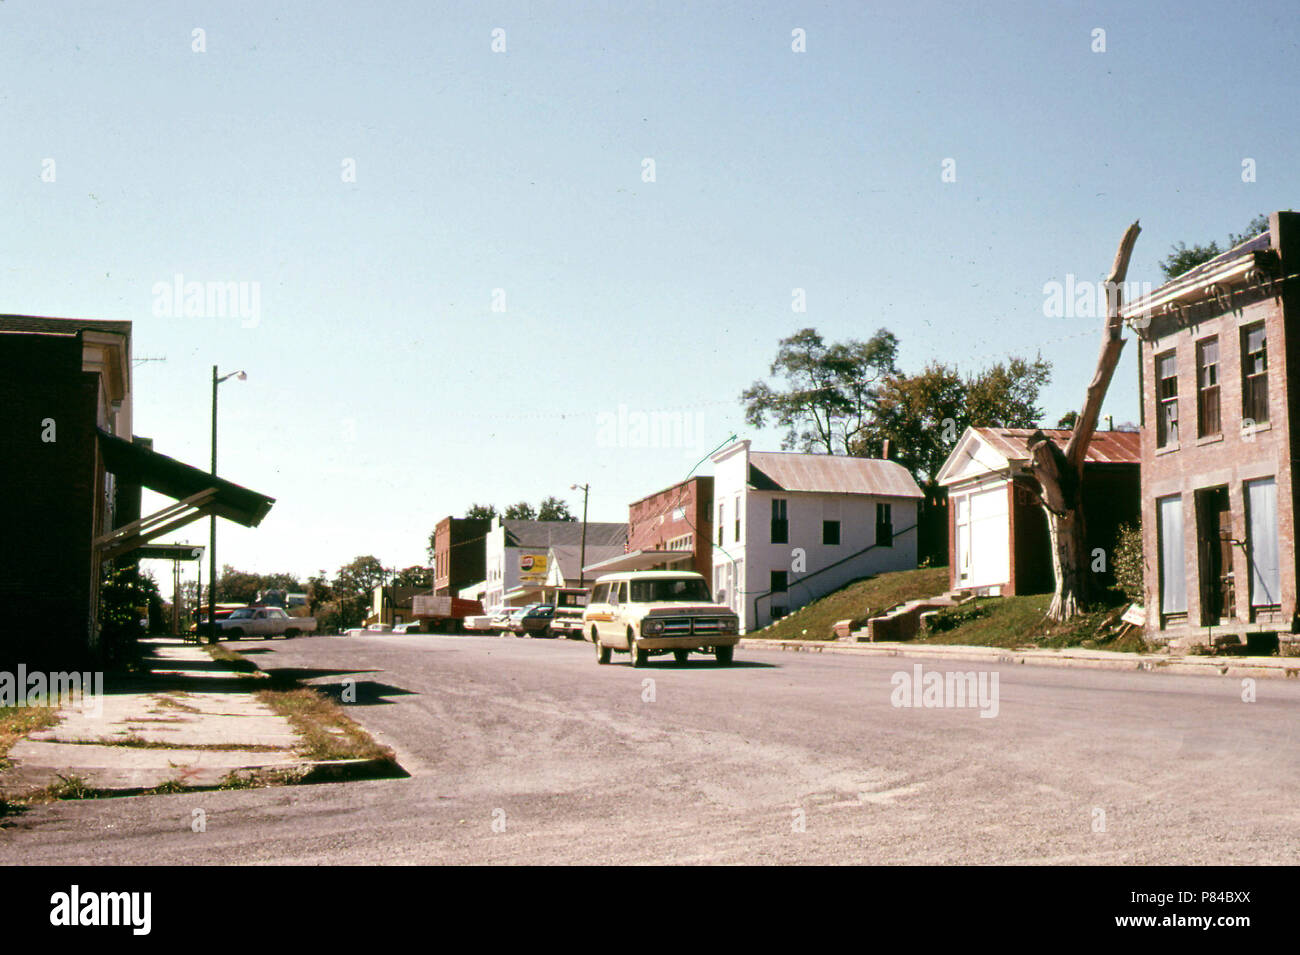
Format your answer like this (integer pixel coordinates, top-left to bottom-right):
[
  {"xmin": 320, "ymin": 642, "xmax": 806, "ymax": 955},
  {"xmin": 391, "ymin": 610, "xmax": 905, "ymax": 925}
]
[
  {"xmin": 750, "ymin": 567, "xmax": 949, "ymax": 641},
  {"xmin": 746, "ymin": 565, "xmax": 1144, "ymax": 652},
  {"xmin": 914, "ymin": 592, "xmax": 1146, "ymax": 652}
]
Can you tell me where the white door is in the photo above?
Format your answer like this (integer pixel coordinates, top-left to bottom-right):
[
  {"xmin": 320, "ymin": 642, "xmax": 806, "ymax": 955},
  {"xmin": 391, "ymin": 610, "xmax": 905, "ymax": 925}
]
[{"xmin": 955, "ymin": 485, "xmax": 1010, "ymax": 589}]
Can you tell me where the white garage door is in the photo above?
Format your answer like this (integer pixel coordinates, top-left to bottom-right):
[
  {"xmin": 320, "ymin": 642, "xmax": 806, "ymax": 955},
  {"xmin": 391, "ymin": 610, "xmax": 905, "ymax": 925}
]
[{"xmin": 955, "ymin": 484, "xmax": 1010, "ymax": 591}]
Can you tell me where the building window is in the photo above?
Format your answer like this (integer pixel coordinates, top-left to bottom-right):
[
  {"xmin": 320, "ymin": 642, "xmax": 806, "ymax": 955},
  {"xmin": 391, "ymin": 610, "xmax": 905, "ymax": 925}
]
[
  {"xmin": 770, "ymin": 499, "xmax": 788, "ymax": 544},
  {"xmin": 718, "ymin": 503, "xmax": 724, "ymax": 547},
  {"xmin": 1157, "ymin": 495, "xmax": 1187, "ymax": 616},
  {"xmin": 876, "ymin": 503, "xmax": 893, "ymax": 547},
  {"xmin": 1156, "ymin": 351, "xmax": 1179, "ymax": 447},
  {"xmin": 1242, "ymin": 323, "xmax": 1268, "ymax": 425},
  {"xmin": 734, "ymin": 494, "xmax": 741, "ymax": 542},
  {"xmin": 1196, "ymin": 337, "xmax": 1220, "ymax": 437},
  {"xmin": 770, "ymin": 570, "xmax": 787, "ymax": 593},
  {"xmin": 823, "ymin": 520, "xmax": 840, "ymax": 545}
]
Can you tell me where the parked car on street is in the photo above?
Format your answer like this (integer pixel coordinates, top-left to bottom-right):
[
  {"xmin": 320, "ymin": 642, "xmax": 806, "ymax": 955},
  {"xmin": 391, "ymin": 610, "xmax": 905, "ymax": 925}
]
[
  {"xmin": 519, "ymin": 604, "xmax": 556, "ymax": 637},
  {"xmin": 344, "ymin": 623, "xmax": 393, "ymax": 636},
  {"xmin": 217, "ymin": 607, "xmax": 317, "ymax": 640},
  {"xmin": 490, "ymin": 607, "xmax": 520, "ymax": 635},
  {"xmin": 503, "ymin": 607, "xmax": 531, "ymax": 636},
  {"xmin": 549, "ymin": 588, "xmax": 589, "ymax": 639},
  {"xmin": 584, "ymin": 570, "xmax": 739, "ymax": 666}
]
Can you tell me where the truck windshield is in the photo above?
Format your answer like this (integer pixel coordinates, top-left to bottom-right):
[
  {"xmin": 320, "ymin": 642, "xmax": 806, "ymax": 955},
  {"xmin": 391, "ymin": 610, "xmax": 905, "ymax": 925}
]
[
  {"xmin": 228, "ymin": 609, "xmax": 253, "ymax": 619},
  {"xmin": 630, "ymin": 578, "xmax": 711, "ymax": 603}
]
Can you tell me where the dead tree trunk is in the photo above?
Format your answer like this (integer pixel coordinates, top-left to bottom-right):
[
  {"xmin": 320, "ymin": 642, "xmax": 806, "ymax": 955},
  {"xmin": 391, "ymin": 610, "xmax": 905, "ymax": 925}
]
[{"xmin": 1026, "ymin": 221, "xmax": 1141, "ymax": 621}]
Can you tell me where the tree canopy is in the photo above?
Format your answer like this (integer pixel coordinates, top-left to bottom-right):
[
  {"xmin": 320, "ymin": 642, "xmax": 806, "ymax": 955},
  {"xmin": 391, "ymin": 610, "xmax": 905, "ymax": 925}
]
[
  {"xmin": 741, "ymin": 327, "xmax": 899, "ymax": 454},
  {"xmin": 849, "ymin": 356, "xmax": 1051, "ymax": 488},
  {"xmin": 1158, "ymin": 213, "xmax": 1270, "ymax": 281}
]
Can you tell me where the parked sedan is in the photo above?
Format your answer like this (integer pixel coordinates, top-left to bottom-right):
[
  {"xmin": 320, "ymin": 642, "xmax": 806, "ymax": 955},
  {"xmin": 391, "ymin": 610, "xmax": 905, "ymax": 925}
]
[
  {"xmin": 491, "ymin": 608, "xmax": 521, "ymax": 635},
  {"xmin": 502, "ymin": 607, "xmax": 535, "ymax": 636},
  {"xmin": 519, "ymin": 604, "xmax": 556, "ymax": 638}
]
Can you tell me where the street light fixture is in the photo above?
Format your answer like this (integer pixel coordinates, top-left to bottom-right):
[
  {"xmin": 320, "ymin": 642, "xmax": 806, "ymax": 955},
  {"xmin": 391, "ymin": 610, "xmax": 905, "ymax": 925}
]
[
  {"xmin": 208, "ymin": 366, "xmax": 246, "ymax": 642},
  {"xmin": 570, "ymin": 483, "xmax": 589, "ymax": 588}
]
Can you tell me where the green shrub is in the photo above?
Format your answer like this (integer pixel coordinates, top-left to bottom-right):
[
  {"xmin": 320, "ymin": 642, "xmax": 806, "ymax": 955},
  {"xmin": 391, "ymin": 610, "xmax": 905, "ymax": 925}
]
[{"xmin": 1111, "ymin": 522, "xmax": 1144, "ymax": 603}]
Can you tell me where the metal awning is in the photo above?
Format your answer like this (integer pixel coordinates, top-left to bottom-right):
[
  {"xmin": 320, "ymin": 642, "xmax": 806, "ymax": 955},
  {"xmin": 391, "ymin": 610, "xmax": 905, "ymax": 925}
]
[
  {"xmin": 583, "ymin": 549, "xmax": 694, "ymax": 576},
  {"xmin": 94, "ymin": 430, "xmax": 275, "ymax": 560}
]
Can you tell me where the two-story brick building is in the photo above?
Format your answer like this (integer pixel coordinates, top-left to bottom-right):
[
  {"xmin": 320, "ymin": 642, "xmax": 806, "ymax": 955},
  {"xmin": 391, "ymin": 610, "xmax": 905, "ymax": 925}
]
[
  {"xmin": 432, "ymin": 516, "xmax": 491, "ymax": 596},
  {"xmin": 1125, "ymin": 211, "xmax": 1300, "ymax": 648}
]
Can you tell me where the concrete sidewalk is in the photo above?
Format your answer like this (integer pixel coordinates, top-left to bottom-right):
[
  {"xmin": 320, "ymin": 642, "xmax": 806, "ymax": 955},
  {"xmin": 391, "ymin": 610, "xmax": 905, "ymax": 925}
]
[
  {"xmin": 740, "ymin": 637, "xmax": 1300, "ymax": 680},
  {"xmin": 2, "ymin": 639, "xmax": 333, "ymax": 795}
]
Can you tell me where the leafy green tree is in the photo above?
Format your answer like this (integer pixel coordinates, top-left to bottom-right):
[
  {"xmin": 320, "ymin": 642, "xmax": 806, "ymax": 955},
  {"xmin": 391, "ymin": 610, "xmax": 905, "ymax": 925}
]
[
  {"xmin": 742, "ymin": 327, "xmax": 899, "ymax": 454},
  {"xmin": 537, "ymin": 496, "xmax": 576, "ymax": 521},
  {"xmin": 216, "ymin": 566, "xmax": 262, "ymax": 604},
  {"xmin": 393, "ymin": 565, "xmax": 431, "ymax": 588},
  {"xmin": 852, "ymin": 356, "xmax": 1051, "ymax": 488},
  {"xmin": 1159, "ymin": 213, "xmax": 1272, "ymax": 281},
  {"xmin": 504, "ymin": 501, "xmax": 537, "ymax": 520},
  {"xmin": 1057, "ymin": 410, "xmax": 1079, "ymax": 429},
  {"xmin": 331, "ymin": 555, "xmax": 386, "ymax": 629},
  {"xmin": 465, "ymin": 503, "xmax": 497, "ymax": 520}
]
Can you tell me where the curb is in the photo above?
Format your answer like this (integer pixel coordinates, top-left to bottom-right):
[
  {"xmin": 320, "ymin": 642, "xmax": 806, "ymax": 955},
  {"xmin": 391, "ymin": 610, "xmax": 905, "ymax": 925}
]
[
  {"xmin": 739, "ymin": 638, "xmax": 1300, "ymax": 680},
  {"xmin": 296, "ymin": 757, "xmax": 409, "ymax": 784}
]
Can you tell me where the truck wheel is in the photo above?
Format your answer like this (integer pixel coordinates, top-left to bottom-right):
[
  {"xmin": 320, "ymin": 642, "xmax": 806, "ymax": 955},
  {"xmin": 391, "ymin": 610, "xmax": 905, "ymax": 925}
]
[
  {"xmin": 715, "ymin": 645, "xmax": 734, "ymax": 665},
  {"xmin": 227, "ymin": 629, "xmax": 243, "ymax": 640},
  {"xmin": 628, "ymin": 630, "xmax": 646, "ymax": 667},
  {"xmin": 674, "ymin": 650, "xmax": 689, "ymax": 664},
  {"xmin": 285, "ymin": 629, "xmax": 299, "ymax": 639},
  {"xmin": 595, "ymin": 635, "xmax": 611, "ymax": 665}
]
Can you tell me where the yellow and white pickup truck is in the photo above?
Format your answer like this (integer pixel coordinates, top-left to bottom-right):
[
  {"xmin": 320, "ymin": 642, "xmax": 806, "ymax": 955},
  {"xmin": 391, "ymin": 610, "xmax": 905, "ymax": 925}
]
[{"xmin": 584, "ymin": 570, "xmax": 740, "ymax": 666}]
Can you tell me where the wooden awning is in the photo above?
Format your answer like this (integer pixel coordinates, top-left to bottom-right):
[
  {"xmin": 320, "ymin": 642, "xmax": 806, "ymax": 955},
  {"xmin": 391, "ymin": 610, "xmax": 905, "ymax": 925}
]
[{"xmin": 94, "ymin": 430, "xmax": 274, "ymax": 560}]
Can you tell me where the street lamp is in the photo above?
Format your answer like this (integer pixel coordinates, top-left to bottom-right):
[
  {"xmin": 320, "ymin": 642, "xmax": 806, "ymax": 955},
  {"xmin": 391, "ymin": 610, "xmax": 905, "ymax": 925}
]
[
  {"xmin": 208, "ymin": 366, "xmax": 246, "ymax": 642},
  {"xmin": 570, "ymin": 483, "xmax": 589, "ymax": 588}
]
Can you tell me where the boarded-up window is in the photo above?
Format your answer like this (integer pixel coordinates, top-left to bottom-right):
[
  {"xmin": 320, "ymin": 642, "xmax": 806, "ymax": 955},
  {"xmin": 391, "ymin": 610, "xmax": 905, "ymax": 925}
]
[
  {"xmin": 1158, "ymin": 495, "xmax": 1186, "ymax": 614},
  {"xmin": 1156, "ymin": 351, "xmax": 1179, "ymax": 447},
  {"xmin": 1242, "ymin": 324, "xmax": 1268, "ymax": 425},
  {"xmin": 1197, "ymin": 337, "xmax": 1220, "ymax": 437},
  {"xmin": 1246, "ymin": 477, "xmax": 1280, "ymax": 608}
]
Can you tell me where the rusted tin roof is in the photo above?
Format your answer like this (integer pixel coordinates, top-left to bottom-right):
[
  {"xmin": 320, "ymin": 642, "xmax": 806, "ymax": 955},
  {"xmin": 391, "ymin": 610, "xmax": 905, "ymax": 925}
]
[
  {"xmin": 748, "ymin": 452, "xmax": 923, "ymax": 498},
  {"xmin": 971, "ymin": 427, "xmax": 1141, "ymax": 465}
]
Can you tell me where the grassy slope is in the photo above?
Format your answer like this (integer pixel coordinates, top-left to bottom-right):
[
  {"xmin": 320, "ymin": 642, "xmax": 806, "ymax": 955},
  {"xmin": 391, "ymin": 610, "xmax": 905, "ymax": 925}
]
[
  {"xmin": 750, "ymin": 567, "xmax": 1143, "ymax": 652},
  {"xmin": 751, "ymin": 567, "xmax": 949, "ymax": 641},
  {"xmin": 914, "ymin": 593, "xmax": 1145, "ymax": 652}
]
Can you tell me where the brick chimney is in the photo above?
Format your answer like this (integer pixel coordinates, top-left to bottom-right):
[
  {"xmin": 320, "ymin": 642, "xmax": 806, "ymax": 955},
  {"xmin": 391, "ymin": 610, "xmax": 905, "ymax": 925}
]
[{"xmin": 881, "ymin": 439, "xmax": 893, "ymax": 461}]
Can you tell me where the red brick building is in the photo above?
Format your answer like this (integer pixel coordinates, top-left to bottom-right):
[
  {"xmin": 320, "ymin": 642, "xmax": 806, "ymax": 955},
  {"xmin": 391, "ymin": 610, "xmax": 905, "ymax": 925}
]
[
  {"xmin": 1126, "ymin": 211, "xmax": 1300, "ymax": 647},
  {"xmin": 608, "ymin": 476, "xmax": 713, "ymax": 576},
  {"xmin": 433, "ymin": 516, "xmax": 491, "ymax": 596}
]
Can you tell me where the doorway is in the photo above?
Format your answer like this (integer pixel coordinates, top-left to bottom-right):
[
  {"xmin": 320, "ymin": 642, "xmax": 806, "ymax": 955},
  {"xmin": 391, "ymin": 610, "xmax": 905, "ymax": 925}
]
[{"xmin": 1195, "ymin": 486, "xmax": 1234, "ymax": 625}]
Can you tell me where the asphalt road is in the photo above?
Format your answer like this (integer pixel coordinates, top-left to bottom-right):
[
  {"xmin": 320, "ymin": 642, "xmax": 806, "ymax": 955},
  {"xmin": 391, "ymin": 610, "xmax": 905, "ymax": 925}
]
[{"xmin": 2, "ymin": 633, "xmax": 1299, "ymax": 865}]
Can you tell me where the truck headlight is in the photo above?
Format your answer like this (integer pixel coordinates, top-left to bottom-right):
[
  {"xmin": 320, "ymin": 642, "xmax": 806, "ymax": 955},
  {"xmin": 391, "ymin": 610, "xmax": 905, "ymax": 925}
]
[
  {"xmin": 719, "ymin": 617, "xmax": 738, "ymax": 633},
  {"xmin": 642, "ymin": 619, "xmax": 664, "ymax": 635}
]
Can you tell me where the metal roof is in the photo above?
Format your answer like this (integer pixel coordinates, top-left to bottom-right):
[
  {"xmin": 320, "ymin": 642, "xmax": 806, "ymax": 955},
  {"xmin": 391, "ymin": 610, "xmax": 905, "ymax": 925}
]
[
  {"xmin": 582, "ymin": 549, "xmax": 695, "ymax": 575},
  {"xmin": 546, "ymin": 543, "xmax": 632, "ymax": 578},
  {"xmin": 747, "ymin": 451, "xmax": 923, "ymax": 499},
  {"xmin": 971, "ymin": 427, "xmax": 1141, "ymax": 465},
  {"xmin": 503, "ymin": 520, "xmax": 627, "ymax": 549}
]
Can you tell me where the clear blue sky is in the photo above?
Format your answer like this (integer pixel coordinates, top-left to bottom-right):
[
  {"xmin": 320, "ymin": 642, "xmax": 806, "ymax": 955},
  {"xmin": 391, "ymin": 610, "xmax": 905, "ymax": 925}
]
[{"xmin": 4, "ymin": 1, "xmax": 1298, "ymax": 583}]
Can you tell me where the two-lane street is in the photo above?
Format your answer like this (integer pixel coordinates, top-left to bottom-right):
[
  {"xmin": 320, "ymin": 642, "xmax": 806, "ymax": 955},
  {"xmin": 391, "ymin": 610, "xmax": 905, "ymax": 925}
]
[{"xmin": 2, "ymin": 635, "xmax": 1297, "ymax": 865}]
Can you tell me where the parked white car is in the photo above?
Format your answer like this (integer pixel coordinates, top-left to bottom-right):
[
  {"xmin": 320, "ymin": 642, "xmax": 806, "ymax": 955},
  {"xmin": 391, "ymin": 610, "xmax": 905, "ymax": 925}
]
[
  {"xmin": 218, "ymin": 607, "xmax": 317, "ymax": 640},
  {"xmin": 344, "ymin": 623, "xmax": 393, "ymax": 636}
]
